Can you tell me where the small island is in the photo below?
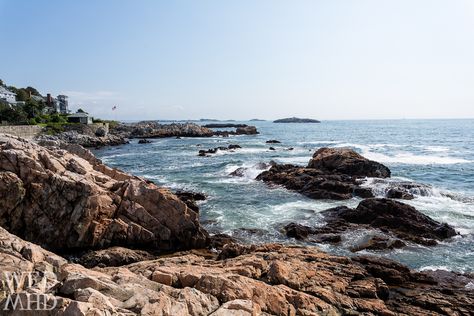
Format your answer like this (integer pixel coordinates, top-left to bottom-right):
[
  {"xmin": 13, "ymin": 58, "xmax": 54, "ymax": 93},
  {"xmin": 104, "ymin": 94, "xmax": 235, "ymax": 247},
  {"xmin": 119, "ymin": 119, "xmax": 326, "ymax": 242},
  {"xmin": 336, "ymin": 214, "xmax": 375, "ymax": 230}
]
[{"xmin": 273, "ymin": 117, "xmax": 320, "ymax": 123}]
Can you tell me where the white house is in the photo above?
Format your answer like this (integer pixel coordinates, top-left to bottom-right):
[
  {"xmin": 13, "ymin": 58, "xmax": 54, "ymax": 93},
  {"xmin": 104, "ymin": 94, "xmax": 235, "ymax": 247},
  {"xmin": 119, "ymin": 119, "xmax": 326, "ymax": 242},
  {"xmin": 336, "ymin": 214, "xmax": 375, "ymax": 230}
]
[{"xmin": 0, "ymin": 86, "xmax": 16, "ymax": 104}]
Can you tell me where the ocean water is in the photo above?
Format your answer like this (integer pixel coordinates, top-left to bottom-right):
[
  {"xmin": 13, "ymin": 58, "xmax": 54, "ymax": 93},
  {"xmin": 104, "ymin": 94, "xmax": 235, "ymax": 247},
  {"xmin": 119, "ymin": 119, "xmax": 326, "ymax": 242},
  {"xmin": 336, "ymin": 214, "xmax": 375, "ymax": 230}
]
[{"xmin": 94, "ymin": 119, "xmax": 474, "ymax": 273}]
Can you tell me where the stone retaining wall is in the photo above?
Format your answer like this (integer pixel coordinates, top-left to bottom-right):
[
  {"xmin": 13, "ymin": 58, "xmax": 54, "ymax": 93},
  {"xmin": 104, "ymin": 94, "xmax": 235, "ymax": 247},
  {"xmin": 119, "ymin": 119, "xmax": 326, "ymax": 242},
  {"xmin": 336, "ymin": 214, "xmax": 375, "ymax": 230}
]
[{"xmin": 0, "ymin": 125, "xmax": 44, "ymax": 139}]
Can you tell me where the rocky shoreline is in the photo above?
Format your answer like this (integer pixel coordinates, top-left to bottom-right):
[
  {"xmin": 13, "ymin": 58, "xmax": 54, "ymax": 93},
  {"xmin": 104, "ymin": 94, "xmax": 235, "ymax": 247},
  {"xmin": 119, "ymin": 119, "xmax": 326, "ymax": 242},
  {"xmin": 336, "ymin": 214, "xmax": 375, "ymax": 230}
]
[
  {"xmin": 0, "ymin": 134, "xmax": 473, "ymax": 314},
  {"xmin": 35, "ymin": 121, "xmax": 260, "ymax": 148}
]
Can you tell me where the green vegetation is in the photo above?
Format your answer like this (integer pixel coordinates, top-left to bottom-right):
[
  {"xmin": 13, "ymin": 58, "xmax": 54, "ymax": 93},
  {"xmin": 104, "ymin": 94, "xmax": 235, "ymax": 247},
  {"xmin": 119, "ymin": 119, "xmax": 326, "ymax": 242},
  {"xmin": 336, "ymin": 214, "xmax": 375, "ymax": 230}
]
[{"xmin": 0, "ymin": 79, "xmax": 70, "ymax": 126}]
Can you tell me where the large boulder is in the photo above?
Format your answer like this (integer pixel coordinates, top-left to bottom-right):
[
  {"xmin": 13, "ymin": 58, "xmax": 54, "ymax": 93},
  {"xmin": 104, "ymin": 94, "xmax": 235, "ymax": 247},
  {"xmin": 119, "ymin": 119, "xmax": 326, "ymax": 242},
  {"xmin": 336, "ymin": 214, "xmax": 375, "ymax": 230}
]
[
  {"xmin": 304, "ymin": 198, "xmax": 457, "ymax": 248},
  {"xmin": 339, "ymin": 198, "xmax": 457, "ymax": 244},
  {"xmin": 0, "ymin": 134, "xmax": 209, "ymax": 252},
  {"xmin": 257, "ymin": 147, "xmax": 391, "ymax": 200},
  {"xmin": 308, "ymin": 147, "xmax": 391, "ymax": 178}
]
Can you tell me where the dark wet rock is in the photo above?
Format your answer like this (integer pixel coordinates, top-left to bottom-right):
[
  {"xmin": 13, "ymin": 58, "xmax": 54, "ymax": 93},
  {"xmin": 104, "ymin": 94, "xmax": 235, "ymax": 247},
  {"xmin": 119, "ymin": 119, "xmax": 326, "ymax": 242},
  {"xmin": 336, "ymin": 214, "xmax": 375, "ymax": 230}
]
[
  {"xmin": 75, "ymin": 247, "xmax": 156, "ymax": 268},
  {"xmin": 138, "ymin": 138, "xmax": 151, "ymax": 144},
  {"xmin": 308, "ymin": 147, "xmax": 391, "ymax": 178},
  {"xmin": 287, "ymin": 147, "xmax": 294, "ymax": 151},
  {"xmin": 266, "ymin": 140, "xmax": 281, "ymax": 143},
  {"xmin": 198, "ymin": 144, "xmax": 242, "ymax": 156},
  {"xmin": 175, "ymin": 190, "xmax": 206, "ymax": 212},
  {"xmin": 203, "ymin": 123, "xmax": 248, "ymax": 128},
  {"xmin": 350, "ymin": 235, "xmax": 406, "ymax": 252},
  {"xmin": 354, "ymin": 187, "xmax": 375, "ymax": 198},
  {"xmin": 313, "ymin": 233, "xmax": 342, "ymax": 244},
  {"xmin": 236, "ymin": 125, "xmax": 258, "ymax": 135},
  {"xmin": 257, "ymin": 164, "xmax": 358, "ymax": 200},
  {"xmin": 213, "ymin": 125, "xmax": 259, "ymax": 136},
  {"xmin": 319, "ymin": 198, "xmax": 457, "ymax": 246},
  {"xmin": 229, "ymin": 162, "xmax": 272, "ymax": 177},
  {"xmin": 229, "ymin": 167, "xmax": 246, "ymax": 177},
  {"xmin": 386, "ymin": 188, "xmax": 414, "ymax": 200},
  {"xmin": 284, "ymin": 223, "xmax": 315, "ymax": 240},
  {"xmin": 269, "ymin": 146, "xmax": 276, "ymax": 151},
  {"xmin": 257, "ymin": 148, "xmax": 391, "ymax": 200},
  {"xmin": 209, "ymin": 233, "xmax": 237, "ymax": 249}
]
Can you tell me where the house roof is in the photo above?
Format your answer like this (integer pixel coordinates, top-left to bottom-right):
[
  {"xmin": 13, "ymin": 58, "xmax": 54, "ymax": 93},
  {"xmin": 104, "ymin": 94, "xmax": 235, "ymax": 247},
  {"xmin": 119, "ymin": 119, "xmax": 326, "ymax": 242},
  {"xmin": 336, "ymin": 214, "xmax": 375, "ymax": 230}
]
[
  {"xmin": 68, "ymin": 113, "xmax": 90, "ymax": 118},
  {"xmin": 0, "ymin": 86, "xmax": 16, "ymax": 95}
]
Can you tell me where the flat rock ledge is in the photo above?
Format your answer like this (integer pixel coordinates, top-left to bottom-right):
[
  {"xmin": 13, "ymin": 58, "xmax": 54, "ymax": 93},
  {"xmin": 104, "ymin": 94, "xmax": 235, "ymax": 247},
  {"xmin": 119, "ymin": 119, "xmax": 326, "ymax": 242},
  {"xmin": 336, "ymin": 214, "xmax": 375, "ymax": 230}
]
[
  {"xmin": 257, "ymin": 147, "xmax": 391, "ymax": 200},
  {"xmin": 0, "ymin": 134, "xmax": 208, "ymax": 252},
  {"xmin": 1, "ymin": 228, "xmax": 473, "ymax": 315}
]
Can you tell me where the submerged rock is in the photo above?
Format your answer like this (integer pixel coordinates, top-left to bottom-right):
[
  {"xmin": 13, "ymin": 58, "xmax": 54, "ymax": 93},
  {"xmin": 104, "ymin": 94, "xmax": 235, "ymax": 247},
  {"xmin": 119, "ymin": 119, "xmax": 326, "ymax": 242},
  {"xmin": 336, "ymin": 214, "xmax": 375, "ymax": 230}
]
[
  {"xmin": 266, "ymin": 139, "xmax": 281, "ymax": 143},
  {"xmin": 0, "ymin": 134, "xmax": 209, "ymax": 252},
  {"xmin": 198, "ymin": 144, "xmax": 242, "ymax": 156},
  {"xmin": 138, "ymin": 138, "xmax": 152, "ymax": 144}
]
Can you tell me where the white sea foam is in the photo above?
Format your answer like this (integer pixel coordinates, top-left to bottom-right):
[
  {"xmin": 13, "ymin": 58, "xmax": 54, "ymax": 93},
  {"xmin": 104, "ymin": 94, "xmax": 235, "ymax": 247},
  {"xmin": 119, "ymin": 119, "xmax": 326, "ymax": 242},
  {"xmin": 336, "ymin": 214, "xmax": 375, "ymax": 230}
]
[
  {"xmin": 419, "ymin": 265, "xmax": 451, "ymax": 272},
  {"xmin": 333, "ymin": 143, "xmax": 470, "ymax": 165}
]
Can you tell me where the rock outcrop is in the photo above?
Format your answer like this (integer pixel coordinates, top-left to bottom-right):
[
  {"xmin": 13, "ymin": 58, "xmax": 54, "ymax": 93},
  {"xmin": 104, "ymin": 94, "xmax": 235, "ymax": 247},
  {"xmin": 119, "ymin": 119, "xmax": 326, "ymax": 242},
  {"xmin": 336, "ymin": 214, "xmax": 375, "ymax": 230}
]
[
  {"xmin": 257, "ymin": 147, "xmax": 390, "ymax": 200},
  {"xmin": 212, "ymin": 125, "xmax": 259, "ymax": 136},
  {"xmin": 2, "ymin": 228, "xmax": 472, "ymax": 315},
  {"xmin": 308, "ymin": 147, "xmax": 390, "ymax": 178},
  {"xmin": 0, "ymin": 134, "xmax": 208, "ymax": 252},
  {"xmin": 285, "ymin": 198, "xmax": 457, "ymax": 250},
  {"xmin": 114, "ymin": 122, "xmax": 215, "ymax": 139}
]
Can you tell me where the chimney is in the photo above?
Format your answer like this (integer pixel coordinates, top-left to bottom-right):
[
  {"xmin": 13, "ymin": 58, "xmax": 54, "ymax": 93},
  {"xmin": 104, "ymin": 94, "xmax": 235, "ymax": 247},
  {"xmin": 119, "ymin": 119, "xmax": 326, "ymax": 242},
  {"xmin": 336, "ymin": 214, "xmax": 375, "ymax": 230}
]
[{"xmin": 47, "ymin": 93, "xmax": 52, "ymax": 105}]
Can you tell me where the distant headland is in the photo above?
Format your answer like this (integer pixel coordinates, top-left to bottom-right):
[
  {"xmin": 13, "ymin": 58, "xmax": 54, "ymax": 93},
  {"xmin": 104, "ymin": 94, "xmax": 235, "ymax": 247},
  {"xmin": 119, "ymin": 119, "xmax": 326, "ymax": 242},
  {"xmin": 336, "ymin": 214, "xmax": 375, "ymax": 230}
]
[{"xmin": 273, "ymin": 117, "xmax": 321, "ymax": 123}]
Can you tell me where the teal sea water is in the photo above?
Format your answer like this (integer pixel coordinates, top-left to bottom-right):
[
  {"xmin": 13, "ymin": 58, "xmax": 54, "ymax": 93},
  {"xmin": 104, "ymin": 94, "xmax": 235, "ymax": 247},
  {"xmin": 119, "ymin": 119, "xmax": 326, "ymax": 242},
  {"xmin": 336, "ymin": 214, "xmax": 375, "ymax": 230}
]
[{"xmin": 94, "ymin": 119, "xmax": 474, "ymax": 272}]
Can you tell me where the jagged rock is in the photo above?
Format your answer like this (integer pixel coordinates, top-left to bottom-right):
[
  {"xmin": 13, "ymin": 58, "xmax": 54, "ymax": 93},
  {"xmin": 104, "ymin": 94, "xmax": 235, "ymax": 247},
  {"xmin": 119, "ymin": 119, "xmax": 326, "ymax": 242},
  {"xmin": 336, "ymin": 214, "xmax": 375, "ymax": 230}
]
[
  {"xmin": 266, "ymin": 140, "xmax": 281, "ymax": 143},
  {"xmin": 116, "ymin": 122, "xmax": 214, "ymax": 138},
  {"xmin": 1, "ymin": 227, "xmax": 473, "ymax": 315},
  {"xmin": 314, "ymin": 198, "xmax": 457, "ymax": 247},
  {"xmin": 0, "ymin": 134, "xmax": 208, "ymax": 252},
  {"xmin": 269, "ymin": 147, "xmax": 276, "ymax": 151},
  {"xmin": 257, "ymin": 148, "xmax": 391, "ymax": 200},
  {"xmin": 308, "ymin": 147, "xmax": 391, "ymax": 178}
]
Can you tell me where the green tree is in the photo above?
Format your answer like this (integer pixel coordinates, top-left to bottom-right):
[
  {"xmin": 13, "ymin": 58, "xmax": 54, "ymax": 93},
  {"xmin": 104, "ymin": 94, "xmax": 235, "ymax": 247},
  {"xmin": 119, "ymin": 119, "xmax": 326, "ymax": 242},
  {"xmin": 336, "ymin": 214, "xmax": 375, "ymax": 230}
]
[
  {"xmin": 25, "ymin": 86, "xmax": 41, "ymax": 96},
  {"xmin": 15, "ymin": 89, "xmax": 29, "ymax": 102}
]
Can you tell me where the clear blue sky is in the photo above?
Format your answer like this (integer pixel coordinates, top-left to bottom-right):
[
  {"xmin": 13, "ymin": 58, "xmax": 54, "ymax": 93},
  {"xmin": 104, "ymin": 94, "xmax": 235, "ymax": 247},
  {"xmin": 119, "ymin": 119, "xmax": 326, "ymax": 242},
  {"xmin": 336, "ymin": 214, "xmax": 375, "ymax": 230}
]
[{"xmin": 1, "ymin": 0, "xmax": 473, "ymax": 120}]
